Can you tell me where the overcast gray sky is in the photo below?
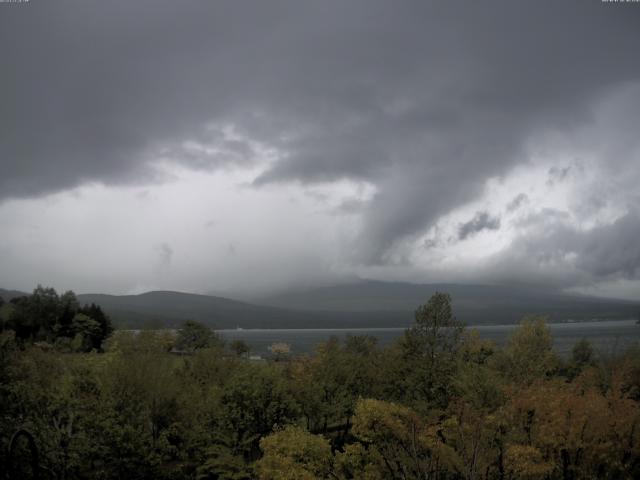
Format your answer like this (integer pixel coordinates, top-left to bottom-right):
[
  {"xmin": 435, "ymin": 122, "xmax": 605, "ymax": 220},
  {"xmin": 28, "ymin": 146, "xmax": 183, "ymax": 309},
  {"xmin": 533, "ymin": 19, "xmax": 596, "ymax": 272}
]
[{"xmin": 1, "ymin": 0, "xmax": 639, "ymax": 299}]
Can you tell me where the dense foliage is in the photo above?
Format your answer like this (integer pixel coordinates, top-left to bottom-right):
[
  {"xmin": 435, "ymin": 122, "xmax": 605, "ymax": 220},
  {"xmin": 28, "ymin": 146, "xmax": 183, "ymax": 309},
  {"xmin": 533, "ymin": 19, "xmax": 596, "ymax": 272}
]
[
  {"xmin": 0, "ymin": 286, "xmax": 112, "ymax": 352},
  {"xmin": 1, "ymin": 291, "xmax": 640, "ymax": 479}
]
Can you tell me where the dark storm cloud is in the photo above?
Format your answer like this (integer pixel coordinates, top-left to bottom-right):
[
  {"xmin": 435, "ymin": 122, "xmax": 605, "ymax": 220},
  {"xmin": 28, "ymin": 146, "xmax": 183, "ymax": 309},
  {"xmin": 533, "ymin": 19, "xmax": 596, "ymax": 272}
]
[
  {"xmin": 458, "ymin": 212, "xmax": 501, "ymax": 240},
  {"xmin": 2, "ymin": 0, "xmax": 639, "ymax": 264}
]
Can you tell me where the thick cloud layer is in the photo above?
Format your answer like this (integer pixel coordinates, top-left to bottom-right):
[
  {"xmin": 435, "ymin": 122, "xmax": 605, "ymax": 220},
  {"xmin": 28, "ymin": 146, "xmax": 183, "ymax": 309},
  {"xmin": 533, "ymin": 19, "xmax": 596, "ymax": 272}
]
[{"xmin": 1, "ymin": 1, "xmax": 639, "ymax": 296}]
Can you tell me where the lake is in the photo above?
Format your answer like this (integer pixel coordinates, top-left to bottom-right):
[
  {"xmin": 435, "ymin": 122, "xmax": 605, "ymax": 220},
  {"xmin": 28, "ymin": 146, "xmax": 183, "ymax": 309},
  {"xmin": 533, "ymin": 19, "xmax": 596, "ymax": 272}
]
[{"xmin": 217, "ymin": 319, "xmax": 640, "ymax": 357}]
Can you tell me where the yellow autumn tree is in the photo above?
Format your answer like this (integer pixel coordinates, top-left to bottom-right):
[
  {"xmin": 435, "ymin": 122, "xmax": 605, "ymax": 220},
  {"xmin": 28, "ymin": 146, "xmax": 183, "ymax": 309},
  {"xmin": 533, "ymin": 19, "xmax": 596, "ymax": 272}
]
[
  {"xmin": 352, "ymin": 398, "xmax": 461, "ymax": 479},
  {"xmin": 256, "ymin": 425, "xmax": 334, "ymax": 480}
]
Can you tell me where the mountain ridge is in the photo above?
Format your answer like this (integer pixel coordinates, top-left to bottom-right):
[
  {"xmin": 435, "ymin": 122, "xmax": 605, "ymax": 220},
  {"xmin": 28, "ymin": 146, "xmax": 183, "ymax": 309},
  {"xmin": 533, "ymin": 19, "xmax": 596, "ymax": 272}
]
[{"xmin": 2, "ymin": 283, "xmax": 638, "ymax": 329}]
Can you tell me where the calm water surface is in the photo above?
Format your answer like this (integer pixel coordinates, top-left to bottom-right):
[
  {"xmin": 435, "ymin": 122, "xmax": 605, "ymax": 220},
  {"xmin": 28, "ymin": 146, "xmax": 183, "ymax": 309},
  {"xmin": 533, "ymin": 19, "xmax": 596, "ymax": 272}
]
[{"xmin": 217, "ymin": 319, "xmax": 640, "ymax": 357}]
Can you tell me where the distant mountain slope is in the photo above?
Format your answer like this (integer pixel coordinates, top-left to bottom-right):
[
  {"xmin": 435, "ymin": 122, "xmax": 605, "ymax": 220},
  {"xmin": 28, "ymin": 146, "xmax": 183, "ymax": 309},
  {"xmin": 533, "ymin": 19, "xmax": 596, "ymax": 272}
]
[
  {"xmin": 77, "ymin": 291, "xmax": 285, "ymax": 329},
  {"xmin": 257, "ymin": 280, "xmax": 640, "ymax": 325},
  {"xmin": 0, "ymin": 288, "xmax": 29, "ymax": 301},
  {"xmin": 76, "ymin": 290, "xmax": 407, "ymax": 329}
]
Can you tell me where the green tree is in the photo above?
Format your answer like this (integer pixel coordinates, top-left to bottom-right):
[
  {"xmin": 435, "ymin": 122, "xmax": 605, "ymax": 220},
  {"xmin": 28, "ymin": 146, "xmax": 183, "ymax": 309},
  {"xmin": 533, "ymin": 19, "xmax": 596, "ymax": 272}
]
[
  {"xmin": 78, "ymin": 302, "xmax": 113, "ymax": 349},
  {"xmin": 392, "ymin": 292, "xmax": 465, "ymax": 410},
  {"xmin": 8, "ymin": 286, "xmax": 61, "ymax": 341},
  {"xmin": 230, "ymin": 339, "xmax": 250, "ymax": 357},
  {"xmin": 56, "ymin": 290, "xmax": 79, "ymax": 338},
  {"xmin": 572, "ymin": 338, "xmax": 595, "ymax": 367},
  {"xmin": 294, "ymin": 335, "xmax": 381, "ymax": 443},
  {"xmin": 498, "ymin": 316, "xmax": 557, "ymax": 385},
  {"xmin": 411, "ymin": 292, "xmax": 464, "ymax": 358},
  {"xmin": 3, "ymin": 287, "xmax": 112, "ymax": 349},
  {"xmin": 198, "ymin": 441, "xmax": 252, "ymax": 480},
  {"xmin": 294, "ymin": 338, "xmax": 354, "ymax": 435},
  {"xmin": 220, "ymin": 364, "xmax": 299, "ymax": 461},
  {"xmin": 69, "ymin": 313, "xmax": 102, "ymax": 352},
  {"xmin": 175, "ymin": 320, "xmax": 219, "ymax": 352},
  {"xmin": 0, "ymin": 297, "xmax": 11, "ymax": 332}
]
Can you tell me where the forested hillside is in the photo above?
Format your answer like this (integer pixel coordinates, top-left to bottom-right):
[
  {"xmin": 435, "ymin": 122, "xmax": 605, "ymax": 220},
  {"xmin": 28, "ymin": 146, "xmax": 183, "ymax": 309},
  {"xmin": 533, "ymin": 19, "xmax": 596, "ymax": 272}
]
[{"xmin": 2, "ymin": 290, "xmax": 640, "ymax": 479}]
